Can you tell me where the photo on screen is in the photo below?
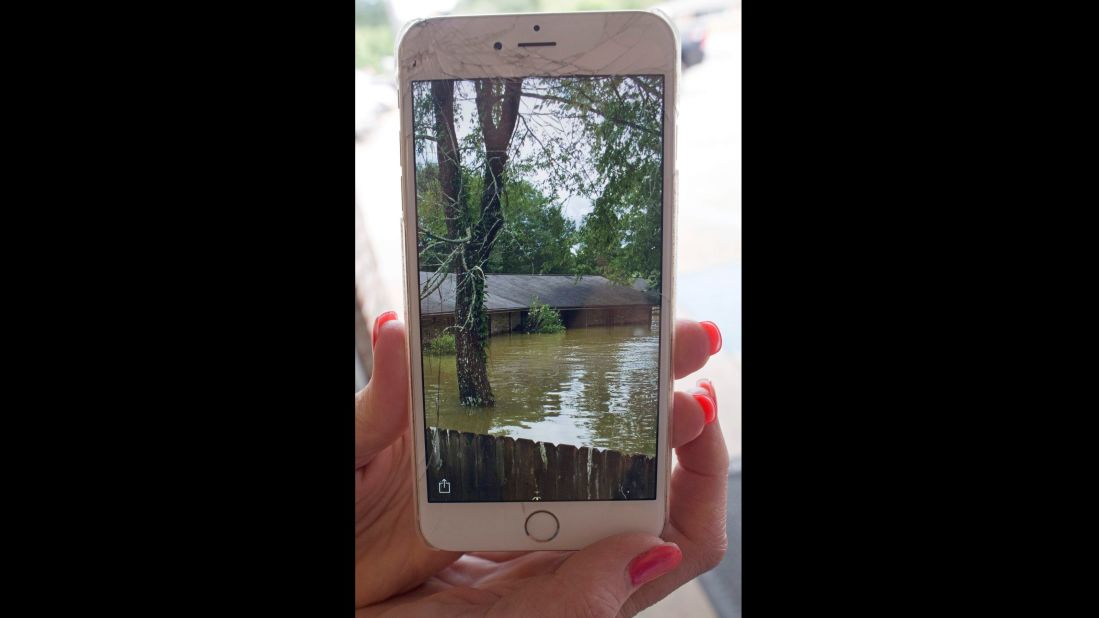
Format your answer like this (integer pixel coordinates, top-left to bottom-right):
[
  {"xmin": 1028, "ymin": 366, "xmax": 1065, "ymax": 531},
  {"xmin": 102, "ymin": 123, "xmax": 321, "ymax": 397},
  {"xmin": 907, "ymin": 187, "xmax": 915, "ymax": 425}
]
[{"xmin": 413, "ymin": 75, "xmax": 664, "ymax": 502}]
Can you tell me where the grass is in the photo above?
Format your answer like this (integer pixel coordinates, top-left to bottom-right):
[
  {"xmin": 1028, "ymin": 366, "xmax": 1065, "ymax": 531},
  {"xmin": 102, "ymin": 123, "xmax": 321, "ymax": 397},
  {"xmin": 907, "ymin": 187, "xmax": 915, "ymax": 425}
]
[{"xmin": 424, "ymin": 332, "xmax": 457, "ymax": 355}]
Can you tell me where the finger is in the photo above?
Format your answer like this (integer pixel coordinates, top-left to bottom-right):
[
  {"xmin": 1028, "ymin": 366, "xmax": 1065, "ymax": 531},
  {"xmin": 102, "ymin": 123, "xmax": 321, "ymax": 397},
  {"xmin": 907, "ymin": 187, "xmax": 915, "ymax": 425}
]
[
  {"xmin": 355, "ymin": 312, "xmax": 409, "ymax": 468},
  {"xmin": 485, "ymin": 532, "xmax": 672, "ymax": 611},
  {"xmin": 472, "ymin": 551, "xmax": 571, "ymax": 588},
  {"xmin": 669, "ymin": 413, "xmax": 730, "ymax": 548},
  {"xmin": 698, "ymin": 377, "xmax": 717, "ymax": 408},
  {"xmin": 493, "ymin": 534, "xmax": 680, "ymax": 617},
  {"xmin": 671, "ymin": 387, "xmax": 716, "ymax": 449},
  {"xmin": 619, "ymin": 414, "xmax": 730, "ymax": 616},
  {"xmin": 674, "ymin": 319, "xmax": 722, "ymax": 379},
  {"xmin": 556, "ymin": 535, "xmax": 682, "ymax": 615},
  {"xmin": 432, "ymin": 555, "xmax": 504, "ymax": 587},
  {"xmin": 466, "ymin": 551, "xmax": 532, "ymax": 563}
]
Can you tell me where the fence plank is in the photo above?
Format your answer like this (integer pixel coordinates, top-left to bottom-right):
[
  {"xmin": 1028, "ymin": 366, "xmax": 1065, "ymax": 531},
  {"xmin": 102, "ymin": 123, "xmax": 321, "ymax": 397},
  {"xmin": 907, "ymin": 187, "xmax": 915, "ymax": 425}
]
[
  {"xmin": 605, "ymin": 449, "xmax": 623, "ymax": 499},
  {"xmin": 477, "ymin": 433, "xmax": 500, "ymax": 501},
  {"xmin": 516, "ymin": 438, "xmax": 536, "ymax": 501},
  {"xmin": 592, "ymin": 447, "xmax": 609, "ymax": 499},
  {"xmin": 641, "ymin": 455, "xmax": 650, "ymax": 497},
  {"xmin": 577, "ymin": 447, "xmax": 591, "ymax": 500},
  {"xmin": 544, "ymin": 442, "xmax": 559, "ymax": 500},
  {"xmin": 460, "ymin": 432, "xmax": 477, "ymax": 499},
  {"xmin": 623, "ymin": 453, "xmax": 647, "ymax": 499},
  {"xmin": 557, "ymin": 444, "xmax": 577, "ymax": 501},
  {"xmin": 448, "ymin": 430, "xmax": 462, "ymax": 499},
  {"xmin": 426, "ymin": 428, "xmax": 655, "ymax": 502},
  {"xmin": 496, "ymin": 436, "xmax": 511, "ymax": 500}
]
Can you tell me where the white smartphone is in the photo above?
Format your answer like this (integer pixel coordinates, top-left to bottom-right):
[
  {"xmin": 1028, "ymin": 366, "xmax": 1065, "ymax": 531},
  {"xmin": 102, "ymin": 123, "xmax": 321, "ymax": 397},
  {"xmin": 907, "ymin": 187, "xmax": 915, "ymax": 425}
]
[{"xmin": 397, "ymin": 10, "xmax": 678, "ymax": 551}]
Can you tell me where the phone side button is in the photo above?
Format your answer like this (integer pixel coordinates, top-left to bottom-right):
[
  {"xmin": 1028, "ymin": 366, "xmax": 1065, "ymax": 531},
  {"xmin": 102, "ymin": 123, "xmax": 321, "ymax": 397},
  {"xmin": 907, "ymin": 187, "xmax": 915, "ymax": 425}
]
[{"xmin": 524, "ymin": 510, "xmax": 559, "ymax": 542}]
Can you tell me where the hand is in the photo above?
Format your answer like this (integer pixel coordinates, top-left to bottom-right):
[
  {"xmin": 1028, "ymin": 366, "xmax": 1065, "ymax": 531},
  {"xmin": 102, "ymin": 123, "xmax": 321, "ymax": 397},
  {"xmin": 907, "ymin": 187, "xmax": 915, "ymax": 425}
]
[
  {"xmin": 356, "ymin": 311, "xmax": 462, "ymax": 607},
  {"xmin": 356, "ymin": 313, "xmax": 728, "ymax": 615}
]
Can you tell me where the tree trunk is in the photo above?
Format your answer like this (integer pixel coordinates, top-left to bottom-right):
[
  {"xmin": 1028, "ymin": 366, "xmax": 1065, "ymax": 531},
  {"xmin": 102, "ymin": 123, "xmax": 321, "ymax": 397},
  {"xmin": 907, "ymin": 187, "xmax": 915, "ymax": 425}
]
[
  {"xmin": 430, "ymin": 79, "xmax": 522, "ymax": 407},
  {"xmin": 453, "ymin": 263, "xmax": 492, "ymax": 406},
  {"xmin": 472, "ymin": 78, "xmax": 523, "ymax": 267},
  {"xmin": 429, "ymin": 80, "xmax": 487, "ymax": 406}
]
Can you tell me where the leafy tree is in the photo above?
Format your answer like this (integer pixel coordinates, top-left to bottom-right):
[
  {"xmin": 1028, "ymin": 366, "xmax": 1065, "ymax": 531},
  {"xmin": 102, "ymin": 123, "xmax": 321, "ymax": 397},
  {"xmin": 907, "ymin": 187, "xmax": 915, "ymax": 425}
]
[
  {"xmin": 414, "ymin": 74, "xmax": 664, "ymax": 407},
  {"xmin": 520, "ymin": 76, "xmax": 664, "ymax": 288},
  {"xmin": 418, "ymin": 78, "xmax": 522, "ymax": 406},
  {"xmin": 487, "ymin": 179, "xmax": 577, "ymax": 275}
]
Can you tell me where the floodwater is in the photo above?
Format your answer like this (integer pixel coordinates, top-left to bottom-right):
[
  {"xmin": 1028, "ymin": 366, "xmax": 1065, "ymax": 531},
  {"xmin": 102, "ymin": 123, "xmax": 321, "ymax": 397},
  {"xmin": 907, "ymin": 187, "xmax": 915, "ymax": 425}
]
[{"xmin": 422, "ymin": 324, "xmax": 659, "ymax": 457}]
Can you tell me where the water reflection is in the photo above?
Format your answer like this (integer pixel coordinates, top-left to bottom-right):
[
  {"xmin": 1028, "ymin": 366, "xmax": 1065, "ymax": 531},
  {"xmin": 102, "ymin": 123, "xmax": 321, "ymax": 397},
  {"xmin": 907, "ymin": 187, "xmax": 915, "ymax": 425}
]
[{"xmin": 422, "ymin": 324, "xmax": 659, "ymax": 457}]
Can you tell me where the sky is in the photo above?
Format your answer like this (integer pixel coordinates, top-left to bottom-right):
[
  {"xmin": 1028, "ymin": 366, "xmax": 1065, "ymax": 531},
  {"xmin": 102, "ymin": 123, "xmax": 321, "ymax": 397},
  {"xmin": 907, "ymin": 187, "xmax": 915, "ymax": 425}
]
[
  {"xmin": 388, "ymin": 0, "xmax": 460, "ymax": 28},
  {"xmin": 414, "ymin": 77, "xmax": 618, "ymax": 227}
]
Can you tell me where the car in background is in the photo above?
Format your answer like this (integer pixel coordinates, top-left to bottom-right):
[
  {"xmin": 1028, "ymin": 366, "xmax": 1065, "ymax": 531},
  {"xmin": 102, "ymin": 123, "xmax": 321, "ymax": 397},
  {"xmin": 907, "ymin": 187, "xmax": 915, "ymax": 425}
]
[
  {"xmin": 652, "ymin": 0, "xmax": 729, "ymax": 68},
  {"xmin": 681, "ymin": 19, "xmax": 707, "ymax": 67}
]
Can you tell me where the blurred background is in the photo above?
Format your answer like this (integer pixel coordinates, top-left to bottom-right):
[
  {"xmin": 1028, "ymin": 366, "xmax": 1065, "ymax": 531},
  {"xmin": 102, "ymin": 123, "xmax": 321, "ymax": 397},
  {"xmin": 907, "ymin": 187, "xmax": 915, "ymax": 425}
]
[{"xmin": 355, "ymin": 1, "xmax": 740, "ymax": 615}]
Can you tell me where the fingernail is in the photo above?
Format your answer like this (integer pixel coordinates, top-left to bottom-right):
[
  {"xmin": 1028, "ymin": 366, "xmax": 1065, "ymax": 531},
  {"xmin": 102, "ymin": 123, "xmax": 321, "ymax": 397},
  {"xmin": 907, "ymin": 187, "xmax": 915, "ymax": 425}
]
[
  {"xmin": 372, "ymin": 311, "xmax": 398, "ymax": 348},
  {"xmin": 697, "ymin": 378, "xmax": 717, "ymax": 409},
  {"xmin": 628, "ymin": 543, "xmax": 683, "ymax": 587},
  {"xmin": 693, "ymin": 392, "xmax": 717, "ymax": 424},
  {"xmin": 700, "ymin": 321, "xmax": 722, "ymax": 355}
]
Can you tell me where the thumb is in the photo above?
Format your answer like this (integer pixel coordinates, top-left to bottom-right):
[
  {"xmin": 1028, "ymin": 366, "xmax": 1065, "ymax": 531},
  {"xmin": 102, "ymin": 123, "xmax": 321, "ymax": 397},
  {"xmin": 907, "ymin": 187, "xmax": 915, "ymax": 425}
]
[
  {"xmin": 355, "ymin": 312, "xmax": 410, "ymax": 468},
  {"xmin": 502, "ymin": 534, "xmax": 683, "ymax": 617}
]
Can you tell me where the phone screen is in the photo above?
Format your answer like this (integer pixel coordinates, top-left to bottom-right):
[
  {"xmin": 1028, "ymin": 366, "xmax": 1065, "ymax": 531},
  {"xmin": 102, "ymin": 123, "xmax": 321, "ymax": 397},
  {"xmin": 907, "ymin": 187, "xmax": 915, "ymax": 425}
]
[{"xmin": 413, "ymin": 75, "xmax": 665, "ymax": 502}]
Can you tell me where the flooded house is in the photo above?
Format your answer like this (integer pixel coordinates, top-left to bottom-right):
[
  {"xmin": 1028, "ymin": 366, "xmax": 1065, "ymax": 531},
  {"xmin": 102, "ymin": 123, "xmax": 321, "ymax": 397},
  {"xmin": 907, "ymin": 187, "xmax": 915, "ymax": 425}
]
[{"xmin": 419, "ymin": 272, "xmax": 660, "ymax": 339}]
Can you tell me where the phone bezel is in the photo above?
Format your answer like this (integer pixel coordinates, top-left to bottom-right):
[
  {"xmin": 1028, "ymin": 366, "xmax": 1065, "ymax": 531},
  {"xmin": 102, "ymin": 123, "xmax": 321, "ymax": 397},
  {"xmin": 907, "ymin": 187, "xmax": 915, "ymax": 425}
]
[{"xmin": 397, "ymin": 10, "xmax": 679, "ymax": 551}]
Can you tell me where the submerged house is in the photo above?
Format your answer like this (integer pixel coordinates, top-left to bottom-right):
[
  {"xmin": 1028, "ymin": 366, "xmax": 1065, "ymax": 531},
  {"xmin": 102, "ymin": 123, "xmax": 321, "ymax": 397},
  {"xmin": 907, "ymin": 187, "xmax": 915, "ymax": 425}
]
[{"xmin": 419, "ymin": 272, "xmax": 660, "ymax": 339}]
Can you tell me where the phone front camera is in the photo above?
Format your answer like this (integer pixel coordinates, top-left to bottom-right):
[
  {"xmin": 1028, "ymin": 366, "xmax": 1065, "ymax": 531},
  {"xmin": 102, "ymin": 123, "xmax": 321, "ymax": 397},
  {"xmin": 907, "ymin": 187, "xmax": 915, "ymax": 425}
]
[
  {"xmin": 493, "ymin": 41, "xmax": 502, "ymax": 50},
  {"xmin": 533, "ymin": 25, "xmax": 541, "ymax": 31}
]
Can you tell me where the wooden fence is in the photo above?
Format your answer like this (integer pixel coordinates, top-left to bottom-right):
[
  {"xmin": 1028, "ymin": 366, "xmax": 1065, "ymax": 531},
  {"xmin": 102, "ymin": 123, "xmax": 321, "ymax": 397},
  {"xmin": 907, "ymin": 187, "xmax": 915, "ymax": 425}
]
[{"xmin": 426, "ymin": 427, "xmax": 657, "ymax": 501}]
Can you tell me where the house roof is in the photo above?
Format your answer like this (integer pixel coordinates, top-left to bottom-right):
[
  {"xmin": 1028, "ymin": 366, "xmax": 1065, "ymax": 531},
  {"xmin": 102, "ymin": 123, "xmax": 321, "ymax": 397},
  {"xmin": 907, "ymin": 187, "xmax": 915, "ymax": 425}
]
[{"xmin": 419, "ymin": 272, "xmax": 660, "ymax": 316}]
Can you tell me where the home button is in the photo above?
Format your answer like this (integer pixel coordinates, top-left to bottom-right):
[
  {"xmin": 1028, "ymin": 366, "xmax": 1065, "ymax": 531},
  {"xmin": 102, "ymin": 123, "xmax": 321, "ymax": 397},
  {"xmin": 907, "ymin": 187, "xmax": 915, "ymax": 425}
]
[{"xmin": 524, "ymin": 510, "xmax": 559, "ymax": 542}]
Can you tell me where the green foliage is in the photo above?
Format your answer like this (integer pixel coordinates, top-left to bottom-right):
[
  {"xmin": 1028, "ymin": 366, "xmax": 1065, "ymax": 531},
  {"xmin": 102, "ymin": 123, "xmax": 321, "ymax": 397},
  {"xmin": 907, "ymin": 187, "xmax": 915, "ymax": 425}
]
[
  {"xmin": 355, "ymin": 23, "xmax": 393, "ymax": 72},
  {"xmin": 488, "ymin": 180, "xmax": 577, "ymax": 275},
  {"xmin": 415, "ymin": 162, "xmax": 481, "ymax": 276},
  {"xmin": 354, "ymin": 0, "xmax": 388, "ymax": 26},
  {"xmin": 355, "ymin": 0, "xmax": 395, "ymax": 71},
  {"xmin": 524, "ymin": 298, "xmax": 566, "ymax": 333},
  {"xmin": 499, "ymin": 75, "xmax": 664, "ymax": 289},
  {"xmin": 473, "ymin": 273, "xmax": 491, "ymax": 354},
  {"xmin": 416, "ymin": 164, "xmax": 578, "ymax": 277},
  {"xmin": 560, "ymin": 76, "xmax": 664, "ymax": 289},
  {"xmin": 424, "ymin": 332, "xmax": 456, "ymax": 355},
  {"xmin": 410, "ymin": 59, "xmax": 665, "ymax": 408},
  {"xmin": 414, "ymin": 76, "xmax": 663, "ymax": 290}
]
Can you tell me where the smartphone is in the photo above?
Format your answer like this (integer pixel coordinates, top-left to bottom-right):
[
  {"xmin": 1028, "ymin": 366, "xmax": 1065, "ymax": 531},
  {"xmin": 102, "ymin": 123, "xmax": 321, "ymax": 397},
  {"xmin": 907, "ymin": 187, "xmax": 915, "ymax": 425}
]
[{"xmin": 397, "ymin": 10, "xmax": 678, "ymax": 551}]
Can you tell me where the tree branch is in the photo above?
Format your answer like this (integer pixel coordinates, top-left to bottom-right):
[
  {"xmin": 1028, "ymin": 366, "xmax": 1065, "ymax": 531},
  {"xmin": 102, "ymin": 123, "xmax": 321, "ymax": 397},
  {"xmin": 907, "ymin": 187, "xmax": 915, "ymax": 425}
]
[
  {"xmin": 519, "ymin": 91, "xmax": 659, "ymax": 136},
  {"xmin": 418, "ymin": 225, "xmax": 470, "ymax": 245},
  {"xmin": 629, "ymin": 76, "xmax": 662, "ymax": 103}
]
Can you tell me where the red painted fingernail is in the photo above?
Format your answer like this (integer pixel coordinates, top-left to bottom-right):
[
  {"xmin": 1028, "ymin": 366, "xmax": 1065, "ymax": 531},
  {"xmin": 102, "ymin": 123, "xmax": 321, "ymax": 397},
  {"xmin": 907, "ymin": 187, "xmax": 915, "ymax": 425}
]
[
  {"xmin": 697, "ymin": 379, "xmax": 717, "ymax": 408},
  {"xmin": 372, "ymin": 311, "xmax": 398, "ymax": 348},
  {"xmin": 700, "ymin": 321, "xmax": 722, "ymax": 355},
  {"xmin": 693, "ymin": 392, "xmax": 717, "ymax": 424},
  {"xmin": 628, "ymin": 544, "xmax": 683, "ymax": 587}
]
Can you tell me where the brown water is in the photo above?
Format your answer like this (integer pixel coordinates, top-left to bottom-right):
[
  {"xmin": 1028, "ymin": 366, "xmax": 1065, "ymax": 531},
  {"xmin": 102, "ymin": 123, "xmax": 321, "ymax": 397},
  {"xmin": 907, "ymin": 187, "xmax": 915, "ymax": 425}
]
[{"xmin": 422, "ymin": 324, "xmax": 659, "ymax": 457}]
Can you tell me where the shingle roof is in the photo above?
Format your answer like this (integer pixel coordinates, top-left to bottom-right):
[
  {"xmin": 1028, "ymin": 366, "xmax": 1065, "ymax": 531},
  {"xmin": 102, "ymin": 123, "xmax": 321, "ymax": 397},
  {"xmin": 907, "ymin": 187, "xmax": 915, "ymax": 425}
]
[{"xmin": 419, "ymin": 272, "xmax": 659, "ymax": 316}]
